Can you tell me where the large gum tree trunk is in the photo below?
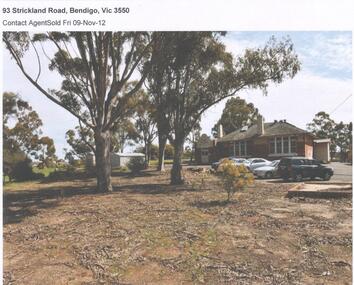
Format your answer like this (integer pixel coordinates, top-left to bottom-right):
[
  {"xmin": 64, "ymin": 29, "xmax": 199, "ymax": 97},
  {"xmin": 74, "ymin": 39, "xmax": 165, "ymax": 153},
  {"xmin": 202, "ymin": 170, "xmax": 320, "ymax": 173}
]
[
  {"xmin": 95, "ymin": 130, "xmax": 113, "ymax": 192},
  {"xmin": 157, "ymin": 134, "xmax": 167, "ymax": 171},
  {"xmin": 171, "ymin": 140, "xmax": 184, "ymax": 185}
]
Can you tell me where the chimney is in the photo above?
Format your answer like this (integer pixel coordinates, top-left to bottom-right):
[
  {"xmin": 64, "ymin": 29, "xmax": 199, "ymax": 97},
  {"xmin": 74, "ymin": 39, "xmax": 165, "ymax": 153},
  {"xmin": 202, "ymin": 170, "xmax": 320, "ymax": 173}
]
[
  {"xmin": 218, "ymin": 124, "xmax": 224, "ymax": 138},
  {"xmin": 257, "ymin": 115, "xmax": 264, "ymax": 135}
]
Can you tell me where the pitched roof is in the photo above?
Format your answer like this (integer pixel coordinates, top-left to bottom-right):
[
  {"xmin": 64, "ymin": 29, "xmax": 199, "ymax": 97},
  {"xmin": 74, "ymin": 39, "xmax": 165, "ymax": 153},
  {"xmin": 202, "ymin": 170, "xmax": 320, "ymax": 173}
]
[
  {"xmin": 196, "ymin": 134, "xmax": 213, "ymax": 148},
  {"xmin": 217, "ymin": 121, "xmax": 312, "ymax": 142}
]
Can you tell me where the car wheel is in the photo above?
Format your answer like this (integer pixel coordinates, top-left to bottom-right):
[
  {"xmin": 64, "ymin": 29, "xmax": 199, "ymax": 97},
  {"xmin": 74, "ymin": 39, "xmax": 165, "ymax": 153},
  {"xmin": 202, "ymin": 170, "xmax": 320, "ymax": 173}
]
[
  {"xmin": 323, "ymin": 172, "xmax": 331, "ymax": 181},
  {"xmin": 293, "ymin": 173, "xmax": 303, "ymax": 182}
]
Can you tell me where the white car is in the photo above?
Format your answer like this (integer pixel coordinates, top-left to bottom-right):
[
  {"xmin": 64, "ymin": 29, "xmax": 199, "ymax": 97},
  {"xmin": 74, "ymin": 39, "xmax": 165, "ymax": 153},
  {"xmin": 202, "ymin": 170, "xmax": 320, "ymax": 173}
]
[
  {"xmin": 230, "ymin": 158, "xmax": 250, "ymax": 166},
  {"xmin": 247, "ymin": 158, "xmax": 272, "ymax": 171},
  {"xmin": 253, "ymin": 160, "xmax": 280, "ymax": 178},
  {"xmin": 212, "ymin": 157, "xmax": 250, "ymax": 170}
]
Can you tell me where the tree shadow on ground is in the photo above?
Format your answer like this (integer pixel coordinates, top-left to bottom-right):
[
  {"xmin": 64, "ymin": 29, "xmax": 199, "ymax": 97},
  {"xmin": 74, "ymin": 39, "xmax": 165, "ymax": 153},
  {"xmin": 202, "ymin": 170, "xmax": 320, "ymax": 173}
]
[
  {"xmin": 111, "ymin": 170, "xmax": 156, "ymax": 178},
  {"xmin": 39, "ymin": 171, "xmax": 95, "ymax": 184},
  {"xmin": 112, "ymin": 183, "xmax": 195, "ymax": 195},
  {"xmin": 36, "ymin": 169, "xmax": 157, "ymax": 184},
  {"xmin": 4, "ymin": 180, "xmax": 195, "ymax": 225},
  {"xmin": 3, "ymin": 185, "xmax": 96, "ymax": 225},
  {"xmin": 190, "ymin": 199, "xmax": 236, "ymax": 209}
]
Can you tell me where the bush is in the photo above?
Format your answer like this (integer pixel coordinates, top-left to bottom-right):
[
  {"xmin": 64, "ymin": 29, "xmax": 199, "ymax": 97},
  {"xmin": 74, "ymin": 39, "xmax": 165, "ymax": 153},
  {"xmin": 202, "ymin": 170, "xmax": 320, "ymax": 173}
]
[
  {"xmin": 165, "ymin": 144, "xmax": 174, "ymax": 159},
  {"xmin": 216, "ymin": 159, "xmax": 254, "ymax": 202},
  {"xmin": 11, "ymin": 158, "xmax": 35, "ymax": 181},
  {"xmin": 115, "ymin": 166, "xmax": 129, "ymax": 172},
  {"xmin": 127, "ymin": 157, "xmax": 146, "ymax": 174},
  {"xmin": 47, "ymin": 169, "xmax": 77, "ymax": 180}
]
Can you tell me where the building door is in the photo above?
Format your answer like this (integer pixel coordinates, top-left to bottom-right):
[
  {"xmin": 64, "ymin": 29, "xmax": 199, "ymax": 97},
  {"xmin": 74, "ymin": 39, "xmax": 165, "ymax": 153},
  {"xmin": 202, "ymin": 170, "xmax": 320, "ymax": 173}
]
[{"xmin": 201, "ymin": 149, "xmax": 209, "ymax": 164}]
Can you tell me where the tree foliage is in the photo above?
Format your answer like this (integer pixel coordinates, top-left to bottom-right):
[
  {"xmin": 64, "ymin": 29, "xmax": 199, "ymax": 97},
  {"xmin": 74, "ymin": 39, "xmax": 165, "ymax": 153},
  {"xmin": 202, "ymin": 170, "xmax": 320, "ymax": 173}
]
[
  {"xmin": 3, "ymin": 92, "xmax": 56, "ymax": 180},
  {"xmin": 216, "ymin": 159, "xmax": 254, "ymax": 202},
  {"xmin": 65, "ymin": 119, "xmax": 139, "ymax": 162},
  {"xmin": 212, "ymin": 97, "xmax": 260, "ymax": 137},
  {"xmin": 4, "ymin": 32, "xmax": 155, "ymax": 192},
  {"xmin": 334, "ymin": 121, "xmax": 352, "ymax": 153},
  {"xmin": 64, "ymin": 124, "xmax": 94, "ymax": 162},
  {"xmin": 307, "ymin": 111, "xmax": 352, "ymax": 160},
  {"xmin": 148, "ymin": 32, "xmax": 300, "ymax": 184},
  {"xmin": 5, "ymin": 32, "xmax": 301, "ymax": 187},
  {"xmin": 307, "ymin": 111, "xmax": 339, "ymax": 154}
]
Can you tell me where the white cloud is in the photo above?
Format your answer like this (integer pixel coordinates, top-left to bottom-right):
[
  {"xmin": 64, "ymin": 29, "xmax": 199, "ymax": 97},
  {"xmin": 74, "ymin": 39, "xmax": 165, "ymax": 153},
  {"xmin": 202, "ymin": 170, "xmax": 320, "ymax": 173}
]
[
  {"xmin": 201, "ymin": 71, "xmax": 352, "ymax": 136},
  {"xmin": 3, "ymin": 47, "xmax": 77, "ymax": 158},
  {"xmin": 299, "ymin": 33, "xmax": 352, "ymax": 74}
]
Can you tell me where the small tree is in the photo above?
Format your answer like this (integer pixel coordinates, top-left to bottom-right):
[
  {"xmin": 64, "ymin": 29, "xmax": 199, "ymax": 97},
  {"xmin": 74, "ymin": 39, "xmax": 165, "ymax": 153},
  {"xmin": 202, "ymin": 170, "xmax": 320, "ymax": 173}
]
[
  {"xmin": 307, "ymin": 111, "xmax": 337, "ymax": 156},
  {"xmin": 3, "ymin": 92, "xmax": 57, "ymax": 174},
  {"xmin": 217, "ymin": 159, "xmax": 254, "ymax": 202},
  {"xmin": 334, "ymin": 121, "xmax": 352, "ymax": 161}
]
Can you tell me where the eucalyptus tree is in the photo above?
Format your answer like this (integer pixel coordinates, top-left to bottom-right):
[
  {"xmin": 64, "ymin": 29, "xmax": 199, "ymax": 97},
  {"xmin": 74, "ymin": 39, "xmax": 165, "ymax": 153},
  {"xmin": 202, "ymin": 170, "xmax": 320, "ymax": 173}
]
[
  {"xmin": 212, "ymin": 96, "xmax": 260, "ymax": 137},
  {"xmin": 3, "ymin": 32, "xmax": 154, "ymax": 192},
  {"xmin": 135, "ymin": 90, "xmax": 157, "ymax": 166},
  {"xmin": 335, "ymin": 121, "xmax": 352, "ymax": 160},
  {"xmin": 145, "ymin": 34, "xmax": 172, "ymax": 171},
  {"xmin": 149, "ymin": 32, "xmax": 301, "ymax": 184},
  {"xmin": 307, "ymin": 111, "xmax": 337, "ymax": 155},
  {"xmin": 3, "ymin": 92, "xmax": 56, "ymax": 178}
]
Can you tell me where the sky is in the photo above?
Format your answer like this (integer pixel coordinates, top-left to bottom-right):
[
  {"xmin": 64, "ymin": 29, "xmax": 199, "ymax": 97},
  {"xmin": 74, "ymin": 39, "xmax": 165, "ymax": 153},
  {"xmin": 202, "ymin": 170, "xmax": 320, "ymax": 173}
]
[{"xmin": 3, "ymin": 31, "xmax": 352, "ymax": 158}]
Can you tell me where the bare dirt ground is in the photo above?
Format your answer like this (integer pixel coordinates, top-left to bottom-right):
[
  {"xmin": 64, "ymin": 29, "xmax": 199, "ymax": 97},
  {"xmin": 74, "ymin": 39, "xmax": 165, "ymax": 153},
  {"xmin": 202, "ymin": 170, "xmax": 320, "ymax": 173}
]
[{"xmin": 3, "ymin": 170, "xmax": 352, "ymax": 284}]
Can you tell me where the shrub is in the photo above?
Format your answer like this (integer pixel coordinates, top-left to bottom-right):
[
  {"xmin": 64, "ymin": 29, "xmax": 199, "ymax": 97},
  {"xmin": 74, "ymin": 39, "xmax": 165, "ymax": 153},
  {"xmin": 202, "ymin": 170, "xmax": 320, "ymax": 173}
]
[
  {"xmin": 216, "ymin": 159, "xmax": 254, "ymax": 202},
  {"xmin": 127, "ymin": 157, "xmax": 145, "ymax": 174},
  {"xmin": 11, "ymin": 158, "xmax": 35, "ymax": 181},
  {"xmin": 47, "ymin": 169, "xmax": 81, "ymax": 180},
  {"xmin": 116, "ymin": 166, "xmax": 129, "ymax": 172}
]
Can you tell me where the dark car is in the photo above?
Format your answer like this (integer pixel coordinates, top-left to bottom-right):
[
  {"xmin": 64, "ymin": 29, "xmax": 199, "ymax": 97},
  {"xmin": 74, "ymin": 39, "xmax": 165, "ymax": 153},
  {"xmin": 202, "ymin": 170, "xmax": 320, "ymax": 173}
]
[{"xmin": 278, "ymin": 157, "xmax": 334, "ymax": 182}]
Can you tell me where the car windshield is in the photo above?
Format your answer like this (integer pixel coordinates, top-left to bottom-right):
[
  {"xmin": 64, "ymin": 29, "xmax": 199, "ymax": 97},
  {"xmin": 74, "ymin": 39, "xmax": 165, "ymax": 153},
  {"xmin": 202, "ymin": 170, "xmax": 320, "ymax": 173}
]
[{"xmin": 271, "ymin": 160, "xmax": 279, "ymax": 167}]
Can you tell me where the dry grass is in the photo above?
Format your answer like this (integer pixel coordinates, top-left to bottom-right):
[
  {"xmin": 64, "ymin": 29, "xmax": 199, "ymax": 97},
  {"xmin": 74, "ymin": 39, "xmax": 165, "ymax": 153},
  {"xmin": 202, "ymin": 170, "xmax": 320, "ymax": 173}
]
[{"xmin": 3, "ymin": 169, "xmax": 352, "ymax": 284}]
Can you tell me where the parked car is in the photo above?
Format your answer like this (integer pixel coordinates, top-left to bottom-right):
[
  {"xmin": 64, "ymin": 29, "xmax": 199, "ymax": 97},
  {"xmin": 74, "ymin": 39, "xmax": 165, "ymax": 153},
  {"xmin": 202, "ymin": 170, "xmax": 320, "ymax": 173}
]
[
  {"xmin": 230, "ymin": 158, "xmax": 250, "ymax": 166},
  {"xmin": 211, "ymin": 157, "xmax": 249, "ymax": 170},
  {"xmin": 247, "ymin": 158, "xmax": 272, "ymax": 171},
  {"xmin": 253, "ymin": 160, "xmax": 280, "ymax": 178},
  {"xmin": 277, "ymin": 157, "xmax": 334, "ymax": 181}
]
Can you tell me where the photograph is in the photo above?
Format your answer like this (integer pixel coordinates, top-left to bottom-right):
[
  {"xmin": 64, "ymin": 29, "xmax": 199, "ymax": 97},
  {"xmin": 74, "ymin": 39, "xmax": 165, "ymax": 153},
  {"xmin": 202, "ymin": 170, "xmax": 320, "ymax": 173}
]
[{"xmin": 2, "ymin": 31, "xmax": 352, "ymax": 284}]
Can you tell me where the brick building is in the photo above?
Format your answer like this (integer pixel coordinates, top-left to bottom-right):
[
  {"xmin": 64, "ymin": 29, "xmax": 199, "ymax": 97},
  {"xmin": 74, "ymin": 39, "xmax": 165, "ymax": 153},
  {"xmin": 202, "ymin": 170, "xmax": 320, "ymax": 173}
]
[{"xmin": 195, "ymin": 116, "xmax": 330, "ymax": 164}]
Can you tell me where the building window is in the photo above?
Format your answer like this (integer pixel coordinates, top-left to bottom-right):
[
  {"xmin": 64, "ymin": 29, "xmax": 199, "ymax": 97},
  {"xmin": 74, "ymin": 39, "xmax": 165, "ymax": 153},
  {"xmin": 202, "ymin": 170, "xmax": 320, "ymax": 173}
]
[
  {"xmin": 290, "ymin": 136, "xmax": 297, "ymax": 153},
  {"xmin": 270, "ymin": 138, "xmax": 275, "ymax": 153},
  {"xmin": 283, "ymin": 137, "xmax": 289, "ymax": 153},
  {"xmin": 269, "ymin": 136, "xmax": 297, "ymax": 154},
  {"xmin": 276, "ymin": 137, "xmax": 282, "ymax": 154},
  {"xmin": 234, "ymin": 141, "xmax": 247, "ymax": 156},
  {"xmin": 234, "ymin": 142, "xmax": 239, "ymax": 156}
]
